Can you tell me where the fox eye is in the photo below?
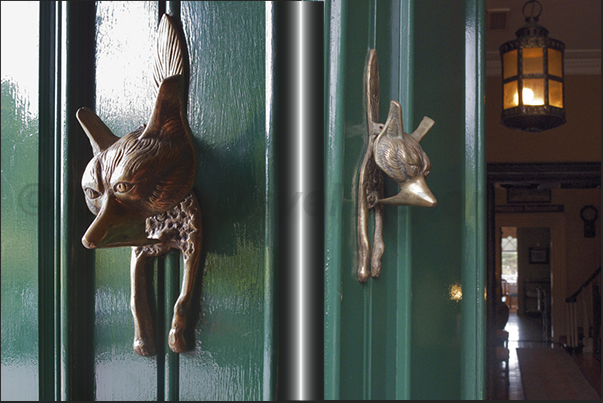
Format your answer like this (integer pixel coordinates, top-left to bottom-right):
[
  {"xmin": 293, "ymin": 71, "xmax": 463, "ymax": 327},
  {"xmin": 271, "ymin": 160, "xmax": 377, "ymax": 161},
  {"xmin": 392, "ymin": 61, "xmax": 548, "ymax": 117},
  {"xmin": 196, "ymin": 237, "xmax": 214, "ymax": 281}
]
[
  {"xmin": 409, "ymin": 164, "xmax": 419, "ymax": 174},
  {"xmin": 85, "ymin": 188, "xmax": 101, "ymax": 200},
  {"xmin": 114, "ymin": 182, "xmax": 135, "ymax": 194}
]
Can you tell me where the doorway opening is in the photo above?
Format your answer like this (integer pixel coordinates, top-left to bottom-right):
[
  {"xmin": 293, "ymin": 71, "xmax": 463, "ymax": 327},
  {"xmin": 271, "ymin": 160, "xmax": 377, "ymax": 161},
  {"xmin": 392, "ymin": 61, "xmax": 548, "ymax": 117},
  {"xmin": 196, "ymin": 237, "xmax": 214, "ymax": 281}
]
[
  {"xmin": 501, "ymin": 226, "xmax": 518, "ymax": 311},
  {"xmin": 501, "ymin": 226, "xmax": 552, "ymax": 342}
]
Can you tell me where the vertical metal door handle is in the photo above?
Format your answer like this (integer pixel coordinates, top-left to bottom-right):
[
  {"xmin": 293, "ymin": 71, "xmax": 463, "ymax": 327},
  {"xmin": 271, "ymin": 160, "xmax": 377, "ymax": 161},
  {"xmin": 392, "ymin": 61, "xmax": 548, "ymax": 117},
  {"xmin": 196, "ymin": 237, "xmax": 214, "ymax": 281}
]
[{"xmin": 357, "ymin": 49, "xmax": 437, "ymax": 283}]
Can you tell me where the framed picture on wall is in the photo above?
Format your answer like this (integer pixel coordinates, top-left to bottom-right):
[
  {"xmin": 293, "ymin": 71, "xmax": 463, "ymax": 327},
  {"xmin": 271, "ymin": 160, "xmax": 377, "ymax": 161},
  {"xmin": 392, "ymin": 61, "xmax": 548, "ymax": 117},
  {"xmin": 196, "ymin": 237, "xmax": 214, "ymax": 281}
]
[
  {"xmin": 507, "ymin": 187, "xmax": 552, "ymax": 203},
  {"xmin": 529, "ymin": 247, "xmax": 549, "ymax": 264}
]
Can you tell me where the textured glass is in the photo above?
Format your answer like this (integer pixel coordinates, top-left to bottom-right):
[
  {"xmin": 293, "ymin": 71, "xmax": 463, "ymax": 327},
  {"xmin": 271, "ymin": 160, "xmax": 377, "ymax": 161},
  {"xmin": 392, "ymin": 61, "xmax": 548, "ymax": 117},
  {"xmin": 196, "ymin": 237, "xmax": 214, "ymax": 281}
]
[
  {"xmin": 522, "ymin": 79, "xmax": 545, "ymax": 106},
  {"xmin": 503, "ymin": 81, "xmax": 518, "ymax": 109},
  {"xmin": 93, "ymin": 2, "xmax": 159, "ymax": 400},
  {"xmin": 1, "ymin": 1, "xmax": 40, "ymax": 400},
  {"xmin": 549, "ymin": 80, "xmax": 563, "ymax": 108},
  {"xmin": 522, "ymin": 47, "xmax": 544, "ymax": 75},
  {"xmin": 548, "ymin": 48, "xmax": 562, "ymax": 77},
  {"xmin": 503, "ymin": 49, "xmax": 517, "ymax": 79}
]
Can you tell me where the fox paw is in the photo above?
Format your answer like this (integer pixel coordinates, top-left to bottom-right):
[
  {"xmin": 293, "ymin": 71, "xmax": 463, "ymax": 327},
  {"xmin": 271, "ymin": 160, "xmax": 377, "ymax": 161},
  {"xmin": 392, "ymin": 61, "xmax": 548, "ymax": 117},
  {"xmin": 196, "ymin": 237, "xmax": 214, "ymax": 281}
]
[
  {"xmin": 133, "ymin": 337, "xmax": 156, "ymax": 357},
  {"xmin": 168, "ymin": 328, "xmax": 187, "ymax": 353}
]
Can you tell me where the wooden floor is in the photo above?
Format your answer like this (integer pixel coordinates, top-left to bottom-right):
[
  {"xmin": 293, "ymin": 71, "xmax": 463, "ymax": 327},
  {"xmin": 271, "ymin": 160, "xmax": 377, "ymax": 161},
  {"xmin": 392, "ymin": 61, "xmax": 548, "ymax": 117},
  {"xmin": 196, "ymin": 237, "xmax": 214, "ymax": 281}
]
[
  {"xmin": 494, "ymin": 311, "xmax": 601, "ymax": 400},
  {"xmin": 572, "ymin": 351, "xmax": 602, "ymax": 397}
]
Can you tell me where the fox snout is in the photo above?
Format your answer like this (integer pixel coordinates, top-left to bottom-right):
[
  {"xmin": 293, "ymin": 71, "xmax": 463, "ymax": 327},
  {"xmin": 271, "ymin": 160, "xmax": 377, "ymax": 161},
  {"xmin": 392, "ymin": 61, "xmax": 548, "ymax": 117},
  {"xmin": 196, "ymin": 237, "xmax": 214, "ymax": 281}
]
[
  {"xmin": 379, "ymin": 175, "xmax": 437, "ymax": 207},
  {"xmin": 81, "ymin": 193, "xmax": 160, "ymax": 249}
]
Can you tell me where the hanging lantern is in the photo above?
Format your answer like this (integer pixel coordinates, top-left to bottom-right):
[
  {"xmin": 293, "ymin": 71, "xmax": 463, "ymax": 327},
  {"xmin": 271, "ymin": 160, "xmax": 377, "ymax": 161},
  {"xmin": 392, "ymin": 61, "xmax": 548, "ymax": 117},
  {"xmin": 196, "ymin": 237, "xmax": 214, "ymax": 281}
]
[{"xmin": 500, "ymin": 0, "xmax": 565, "ymax": 132}]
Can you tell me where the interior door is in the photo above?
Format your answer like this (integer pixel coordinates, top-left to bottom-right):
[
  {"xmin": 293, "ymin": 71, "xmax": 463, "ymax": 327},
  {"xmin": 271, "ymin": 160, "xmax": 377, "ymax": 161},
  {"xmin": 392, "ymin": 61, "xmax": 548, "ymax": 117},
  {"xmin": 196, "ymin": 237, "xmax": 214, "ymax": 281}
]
[
  {"xmin": 58, "ymin": 1, "xmax": 274, "ymax": 400},
  {"xmin": 324, "ymin": 0, "xmax": 485, "ymax": 399}
]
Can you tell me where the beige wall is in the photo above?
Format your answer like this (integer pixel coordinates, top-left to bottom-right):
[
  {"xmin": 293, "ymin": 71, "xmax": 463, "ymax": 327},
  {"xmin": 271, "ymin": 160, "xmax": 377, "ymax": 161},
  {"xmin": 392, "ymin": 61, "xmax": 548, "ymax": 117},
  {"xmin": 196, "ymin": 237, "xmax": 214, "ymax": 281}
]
[
  {"xmin": 553, "ymin": 188, "xmax": 601, "ymax": 293},
  {"xmin": 486, "ymin": 74, "xmax": 601, "ymax": 163}
]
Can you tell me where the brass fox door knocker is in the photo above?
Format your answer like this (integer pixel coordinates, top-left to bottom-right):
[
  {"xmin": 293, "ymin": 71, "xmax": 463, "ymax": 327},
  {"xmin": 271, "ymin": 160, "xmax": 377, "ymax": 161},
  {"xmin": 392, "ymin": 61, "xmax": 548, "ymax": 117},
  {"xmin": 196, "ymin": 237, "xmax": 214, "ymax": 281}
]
[
  {"xmin": 357, "ymin": 49, "xmax": 437, "ymax": 283},
  {"xmin": 77, "ymin": 14, "xmax": 201, "ymax": 356}
]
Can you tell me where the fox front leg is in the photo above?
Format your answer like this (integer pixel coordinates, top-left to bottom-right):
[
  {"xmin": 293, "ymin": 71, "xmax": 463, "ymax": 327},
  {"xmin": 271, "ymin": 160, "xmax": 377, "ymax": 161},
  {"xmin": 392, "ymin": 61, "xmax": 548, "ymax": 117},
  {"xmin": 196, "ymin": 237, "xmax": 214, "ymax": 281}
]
[
  {"xmin": 357, "ymin": 148, "xmax": 373, "ymax": 283},
  {"xmin": 168, "ymin": 195, "xmax": 203, "ymax": 354},
  {"xmin": 371, "ymin": 202, "xmax": 385, "ymax": 278},
  {"xmin": 130, "ymin": 249, "xmax": 156, "ymax": 356}
]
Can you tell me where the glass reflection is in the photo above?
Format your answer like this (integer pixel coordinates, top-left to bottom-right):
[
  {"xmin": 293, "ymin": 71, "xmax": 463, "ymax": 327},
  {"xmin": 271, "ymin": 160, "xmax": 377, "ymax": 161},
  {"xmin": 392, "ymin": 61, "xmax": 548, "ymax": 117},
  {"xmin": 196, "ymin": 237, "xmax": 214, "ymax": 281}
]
[{"xmin": 449, "ymin": 283, "xmax": 462, "ymax": 302}]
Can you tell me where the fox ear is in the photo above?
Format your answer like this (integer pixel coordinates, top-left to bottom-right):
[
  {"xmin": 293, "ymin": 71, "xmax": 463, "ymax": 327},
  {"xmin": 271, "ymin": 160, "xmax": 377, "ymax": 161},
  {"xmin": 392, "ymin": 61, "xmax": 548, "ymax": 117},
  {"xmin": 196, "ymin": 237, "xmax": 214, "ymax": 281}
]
[
  {"xmin": 76, "ymin": 107, "xmax": 120, "ymax": 155},
  {"xmin": 143, "ymin": 74, "xmax": 187, "ymax": 140},
  {"xmin": 410, "ymin": 116, "xmax": 435, "ymax": 143},
  {"xmin": 376, "ymin": 100, "xmax": 404, "ymax": 143}
]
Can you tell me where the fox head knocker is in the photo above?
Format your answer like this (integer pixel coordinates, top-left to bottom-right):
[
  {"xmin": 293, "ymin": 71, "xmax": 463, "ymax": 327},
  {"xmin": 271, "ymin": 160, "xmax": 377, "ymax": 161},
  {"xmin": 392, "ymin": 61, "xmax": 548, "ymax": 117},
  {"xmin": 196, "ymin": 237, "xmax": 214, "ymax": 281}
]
[
  {"xmin": 77, "ymin": 14, "xmax": 203, "ymax": 356},
  {"xmin": 357, "ymin": 49, "xmax": 437, "ymax": 283},
  {"xmin": 78, "ymin": 75, "xmax": 195, "ymax": 248},
  {"xmin": 373, "ymin": 101, "xmax": 437, "ymax": 208}
]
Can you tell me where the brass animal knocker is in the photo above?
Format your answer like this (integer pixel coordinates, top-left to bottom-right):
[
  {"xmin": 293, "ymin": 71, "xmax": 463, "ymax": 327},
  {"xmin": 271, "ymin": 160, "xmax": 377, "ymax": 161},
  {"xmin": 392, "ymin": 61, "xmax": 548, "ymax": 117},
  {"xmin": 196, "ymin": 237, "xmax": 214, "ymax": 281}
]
[
  {"xmin": 77, "ymin": 14, "xmax": 202, "ymax": 356},
  {"xmin": 357, "ymin": 49, "xmax": 437, "ymax": 283}
]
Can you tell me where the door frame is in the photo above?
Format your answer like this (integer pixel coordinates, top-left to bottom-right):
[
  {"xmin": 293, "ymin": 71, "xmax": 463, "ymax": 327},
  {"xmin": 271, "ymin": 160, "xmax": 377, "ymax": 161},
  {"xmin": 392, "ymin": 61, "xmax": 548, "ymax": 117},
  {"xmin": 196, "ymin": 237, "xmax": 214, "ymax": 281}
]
[{"xmin": 495, "ymin": 212, "xmax": 567, "ymax": 341}]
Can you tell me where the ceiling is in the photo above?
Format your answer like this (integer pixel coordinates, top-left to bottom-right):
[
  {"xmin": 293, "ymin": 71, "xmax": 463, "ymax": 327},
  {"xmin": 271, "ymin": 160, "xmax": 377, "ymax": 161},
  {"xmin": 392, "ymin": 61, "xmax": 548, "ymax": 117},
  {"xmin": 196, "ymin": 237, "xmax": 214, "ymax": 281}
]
[{"xmin": 485, "ymin": 0, "xmax": 601, "ymax": 75}]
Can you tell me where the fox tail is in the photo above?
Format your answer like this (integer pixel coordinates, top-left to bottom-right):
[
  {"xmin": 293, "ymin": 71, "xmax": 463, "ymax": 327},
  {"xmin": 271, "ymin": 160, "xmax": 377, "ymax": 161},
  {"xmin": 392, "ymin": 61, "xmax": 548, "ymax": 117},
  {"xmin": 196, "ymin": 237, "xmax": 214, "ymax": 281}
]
[{"xmin": 153, "ymin": 14, "xmax": 189, "ymax": 99}]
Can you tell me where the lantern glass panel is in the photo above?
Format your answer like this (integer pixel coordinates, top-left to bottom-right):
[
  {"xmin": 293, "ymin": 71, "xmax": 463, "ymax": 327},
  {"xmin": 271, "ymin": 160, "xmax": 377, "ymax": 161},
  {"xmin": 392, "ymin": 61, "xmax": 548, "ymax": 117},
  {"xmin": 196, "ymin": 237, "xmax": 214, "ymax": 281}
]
[
  {"xmin": 522, "ymin": 47, "xmax": 544, "ymax": 75},
  {"xmin": 503, "ymin": 49, "xmax": 518, "ymax": 79},
  {"xmin": 522, "ymin": 78, "xmax": 545, "ymax": 105},
  {"xmin": 503, "ymin": 80, "xmax": 519, "ymax": 109},
  {"xmin": 548, "ymin": 48, "xmax": 563, "ymax": 77},
  {"xmin": 549, "ymin": 80, "xmax": 563, "ymax": 108}
]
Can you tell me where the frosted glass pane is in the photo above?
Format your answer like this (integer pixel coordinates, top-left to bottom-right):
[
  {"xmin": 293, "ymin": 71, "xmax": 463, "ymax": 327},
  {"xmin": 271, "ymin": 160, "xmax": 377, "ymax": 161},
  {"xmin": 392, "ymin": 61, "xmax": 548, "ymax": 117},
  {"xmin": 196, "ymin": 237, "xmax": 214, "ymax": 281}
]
[
  {"xmin": 503, "ymin": 81, "xmax": 518, "ymax": 109},
  {"xmin": 549, "ymin": 80, "xmax": 563, "ymax": 108},
  {"xmin": 548, "ymin": 49, "xmax": 562, "ymax": 77},
  {"xmin": 1, "ymin": 2, "xmax": 40, "ymax": 400},
  {"xmin": 522, "ymin": 79, "xmax": 545, "ymax": 106},
  {"xmin": 522, "ymin": 47, "xmax": 543, "ymax": 75},
  {"xmin": 503, "ymin": 49, "xmax": 517, "ymax": 79},
  {"xmin": 93, "ymin": 2, "xmax": 160, "ymax": 401}
]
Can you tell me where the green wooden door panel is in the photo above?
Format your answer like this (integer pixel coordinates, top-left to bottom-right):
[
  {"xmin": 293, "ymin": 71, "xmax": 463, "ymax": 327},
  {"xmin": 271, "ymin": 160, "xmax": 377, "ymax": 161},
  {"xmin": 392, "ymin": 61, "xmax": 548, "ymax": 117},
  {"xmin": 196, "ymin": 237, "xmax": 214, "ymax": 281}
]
[
  {"xmin": 324, "ymin": 0, "xmax": 485, "ymax": 399},
  {"xmin": 3, "ymin": 2, "xmax": 273, "ymax": 400},
  {"xmin": 411, "ymin": 1, "xmax": 485, "ymax": 399},
  {"xmin": 178, "ymin": 2, "xmax": 269, "ymax": 400},
  {"xmin": 410, "ymin": 1, "xmax": 466, "ymax": 399},
  {"xmin": 325, "ymin": 1, "xmax": 418, "ymax": 399}
]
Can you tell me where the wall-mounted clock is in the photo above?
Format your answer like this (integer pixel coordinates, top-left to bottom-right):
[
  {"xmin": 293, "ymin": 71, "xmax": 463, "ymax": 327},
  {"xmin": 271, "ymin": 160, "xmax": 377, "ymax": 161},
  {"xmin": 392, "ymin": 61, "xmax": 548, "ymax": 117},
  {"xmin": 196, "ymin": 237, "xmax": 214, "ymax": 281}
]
[{"xmin": 580, "ymin": 205, "xmax": 598, "ymax": 238}]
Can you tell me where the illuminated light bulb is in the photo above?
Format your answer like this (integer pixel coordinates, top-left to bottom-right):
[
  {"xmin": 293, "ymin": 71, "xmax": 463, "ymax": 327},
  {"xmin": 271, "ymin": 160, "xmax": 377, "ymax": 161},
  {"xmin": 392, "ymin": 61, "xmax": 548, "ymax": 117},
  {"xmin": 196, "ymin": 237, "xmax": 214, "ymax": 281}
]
[{"xmin": 523, "ymin": 87, "xmax": 534, "ymax": 104}]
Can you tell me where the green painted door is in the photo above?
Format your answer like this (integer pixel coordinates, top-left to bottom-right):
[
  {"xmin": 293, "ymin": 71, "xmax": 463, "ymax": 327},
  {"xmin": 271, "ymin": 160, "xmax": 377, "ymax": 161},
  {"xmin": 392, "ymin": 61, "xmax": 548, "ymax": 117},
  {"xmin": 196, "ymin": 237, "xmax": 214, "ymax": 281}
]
[
  {"xmin": 84, "ymin": 2, "xmax": 273, "ymax": 400},
  {"xmin": 83, "ymin": 2, "xmax": 274, "ymax": 400},
  {"xmin": 324, "ymin": 0, "xmax": 485, "ymax": 399},
  {"xmin": 3, "ymin": 1, "xmax": 275, "ymax": 400}
]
